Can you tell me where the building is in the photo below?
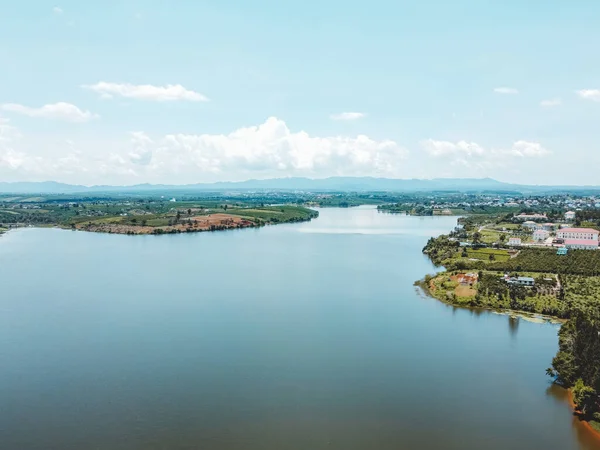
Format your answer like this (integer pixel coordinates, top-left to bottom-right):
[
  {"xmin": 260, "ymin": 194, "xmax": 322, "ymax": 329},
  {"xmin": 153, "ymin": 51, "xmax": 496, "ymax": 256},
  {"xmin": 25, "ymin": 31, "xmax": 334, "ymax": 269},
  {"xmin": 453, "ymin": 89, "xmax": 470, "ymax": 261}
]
[
  {"xmin": 533, "ymin": 229, "xmax": 550, "ymax": 242},
  {"xmin": 557, "ymin": 227, "xmax": 599, "ymax": 241},
  {"xmin": 565, "ymin": 211, "xmax": 576, "ymax": 221},
  {"xmin": 515, "ymin": 213, "xmax": 547, "ymax": 222},
  {"xmin": 542, "ymin": 223, "xmax": 556, "ymax": 231},
  {"xmin": 523, "ymin": 221, "xmax": 538, "ymax": 230},
  {"xmin": 564, "ymin": 239, "xmax": 599, "ymax": 250},
  {"xmin": 557, "ymin": 247, "xmax": 568, "ymax": 255},
  {"xmin": 505, "ymin": 276, "xmax": 535, "ymax": 287},
  {"xmin": 508, "ymin": 237, "xmax": 522, "ymax": 246},
  {"xmin": 457, "ymin": 273, "xmax": 478, "ymax": 285}
]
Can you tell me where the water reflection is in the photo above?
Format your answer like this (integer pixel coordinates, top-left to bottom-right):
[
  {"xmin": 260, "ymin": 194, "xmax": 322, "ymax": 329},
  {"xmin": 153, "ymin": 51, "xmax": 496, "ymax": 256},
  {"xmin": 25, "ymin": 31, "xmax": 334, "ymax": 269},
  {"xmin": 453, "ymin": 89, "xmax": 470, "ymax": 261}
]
[
  {"xmin": 508, "ymin": 316, "xmax": 520, "ymax": 338},
  {"xmin": 546, "ymin": 384, "xmax": 600, "ymax": 449}
]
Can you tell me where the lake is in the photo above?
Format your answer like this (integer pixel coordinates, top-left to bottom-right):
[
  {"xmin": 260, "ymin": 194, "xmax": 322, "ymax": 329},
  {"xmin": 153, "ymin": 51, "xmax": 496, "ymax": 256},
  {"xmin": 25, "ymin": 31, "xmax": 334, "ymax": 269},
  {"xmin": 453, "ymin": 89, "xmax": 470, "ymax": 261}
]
[{"xmin": 1, "ymin": 206, "xmax": 599, "ymax": 450}]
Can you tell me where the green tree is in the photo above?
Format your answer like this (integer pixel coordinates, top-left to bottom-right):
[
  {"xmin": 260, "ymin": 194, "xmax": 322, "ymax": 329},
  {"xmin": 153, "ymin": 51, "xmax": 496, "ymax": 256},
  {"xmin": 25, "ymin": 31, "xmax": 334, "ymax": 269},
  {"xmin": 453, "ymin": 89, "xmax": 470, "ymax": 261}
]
[{"xmin": 572, "ymin": 379, "xmax": 597, "ymax": 415}]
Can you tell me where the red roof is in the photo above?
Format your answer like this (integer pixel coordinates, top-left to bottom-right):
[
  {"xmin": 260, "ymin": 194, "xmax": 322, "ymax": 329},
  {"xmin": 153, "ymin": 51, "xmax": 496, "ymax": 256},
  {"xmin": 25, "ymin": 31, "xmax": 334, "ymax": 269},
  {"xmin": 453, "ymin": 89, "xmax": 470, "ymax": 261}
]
[
  {"xmin": 559, "ymin": 228, "xmax": 599, "ymax": 234},
  {"xmin": 564, "ymin": 238, "xmax": 599, "ymax": 247}
]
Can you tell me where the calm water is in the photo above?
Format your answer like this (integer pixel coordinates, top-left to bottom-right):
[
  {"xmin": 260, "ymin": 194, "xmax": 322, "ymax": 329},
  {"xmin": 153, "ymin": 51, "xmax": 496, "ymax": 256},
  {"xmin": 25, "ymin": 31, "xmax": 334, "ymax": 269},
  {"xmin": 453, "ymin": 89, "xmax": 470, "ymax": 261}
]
[{"xmin": 1, "ymin": 206, "xmax": 599, "ymax": 450}]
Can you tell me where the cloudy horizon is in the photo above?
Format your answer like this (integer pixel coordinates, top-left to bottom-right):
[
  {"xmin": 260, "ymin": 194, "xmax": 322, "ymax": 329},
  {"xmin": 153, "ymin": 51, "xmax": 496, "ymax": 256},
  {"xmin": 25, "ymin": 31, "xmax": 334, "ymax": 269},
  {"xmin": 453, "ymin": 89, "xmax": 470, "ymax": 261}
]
[{"xmin": 1, "ymin": 1, "xmax": 600, "ymax": 185}]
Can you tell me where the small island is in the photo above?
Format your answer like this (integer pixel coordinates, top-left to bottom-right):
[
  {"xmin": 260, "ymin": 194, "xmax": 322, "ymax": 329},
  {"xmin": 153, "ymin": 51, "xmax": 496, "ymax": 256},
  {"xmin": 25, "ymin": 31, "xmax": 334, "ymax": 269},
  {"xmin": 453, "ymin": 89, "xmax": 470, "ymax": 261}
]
[{"xmin": 417, "ymin": 211, "xmax": 600, "ymax": 433}]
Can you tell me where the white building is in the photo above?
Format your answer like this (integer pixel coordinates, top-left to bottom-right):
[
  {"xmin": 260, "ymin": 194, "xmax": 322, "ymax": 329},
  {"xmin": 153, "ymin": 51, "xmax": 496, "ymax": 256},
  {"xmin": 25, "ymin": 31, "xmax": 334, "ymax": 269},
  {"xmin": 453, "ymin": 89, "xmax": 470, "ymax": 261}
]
[
  {"xmin": 557, "ymin": 228, "xmax": 599, "ymax": 240},
  {"xmin": 523, "ymin": 221, "xmax": 537, "ymax": 230},
  {"xmin": 564, "ymin": 211, "xmax": 576, "ymax": 221},
  {"xmin": 533, "ymin": 229, "xmax": 550, "ymax": 242},
  {"xmin": 508, "ymin": 237, "xmax": 522, "ymax": 246},
  {"xmin": 557, "ymin": 227, "xmax": 599, "ymax": 250}
]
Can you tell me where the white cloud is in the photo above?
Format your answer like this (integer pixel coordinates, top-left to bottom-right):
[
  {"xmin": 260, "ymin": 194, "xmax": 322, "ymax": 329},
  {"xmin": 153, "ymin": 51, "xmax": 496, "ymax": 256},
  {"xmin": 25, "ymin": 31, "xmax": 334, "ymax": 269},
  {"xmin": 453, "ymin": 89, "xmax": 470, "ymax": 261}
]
[
  {"xmin": 540, "ymin": 98, "xmax": 561, "ymax": 107},
  {"xmin": 421, "ymin": 139, "xmax": 550, "ymax": 169},
  {"xmin": 493, "ymin": 87, "xmax": 519, "ymax": 95},
  {"xmin": 0, "ymin": 117, "xmax": 408, "ymax": 183},
  {"xmin": 576, "ymin": 89, "xmax": 600, "ymax": 102},
  {"xmin": 53, "ymin": 6, "xmax": 63, "ymax": 14},
  {"xmin": 421, "ymin": 140, "xmax": 484, "ymax": 157},
  {"xmin": 330, "ymin": 112, "xmax": 366, "ymax": 121},
  {"xmin": 509, "ymin": 140, "xmax": 550, "ymax": 157},
  {"xmin": 1, "ymin": 102, "xmax": 97, "ymax": 123},
  {"xmin": 82, "ymin": 82, "xmax": 209, "ymax": 102}
]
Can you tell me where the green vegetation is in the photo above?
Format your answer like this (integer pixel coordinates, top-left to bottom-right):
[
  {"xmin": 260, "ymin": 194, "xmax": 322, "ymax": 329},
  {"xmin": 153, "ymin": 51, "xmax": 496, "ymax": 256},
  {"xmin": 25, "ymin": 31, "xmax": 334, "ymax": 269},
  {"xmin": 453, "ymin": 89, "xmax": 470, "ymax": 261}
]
[
  {"xmin": 421, "ymin": 223, "xmax": 600, "ymax": 430},
  {"xmin": 0, "ymin": 196, "xmax": 318, "ymax": 235},
  {"xmin": 221, "ymin": 206, "xmax": 318, "ymax": 224},
  {"xmin": 489, "ymin": 248, "xmax": 600, "ymax": 276},
  {"xmin": 548, "ymin": 300, "xmax": 600, "ymax": 426},
  {"xmin": 420, "ymin": 271, "xmax": 566, "ymax": 317}
]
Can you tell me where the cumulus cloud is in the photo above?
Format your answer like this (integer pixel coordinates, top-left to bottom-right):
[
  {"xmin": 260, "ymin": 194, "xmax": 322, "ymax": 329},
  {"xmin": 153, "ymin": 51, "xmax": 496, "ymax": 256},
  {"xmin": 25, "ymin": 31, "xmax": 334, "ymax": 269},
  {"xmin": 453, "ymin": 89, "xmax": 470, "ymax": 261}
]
[
  {"xmin": 82, "ymin": 82, "xmax": 209, "ymax": 102},
  {"xmin": 0, "ymin": 117, "xmax": 408, "ymax": 183},
  {"xmin": 1, "ymin": 102, "xmax": 97, "ymax": 122},
  {"xmin": 53, "ymin": 6, "xmax": 63, "ymax": 14},
  {"xmin": 420, "ymin": 140, "xmax": 484, "ymax": 157},
  {"xmin": 330, "ymin": 112, "xmax": 366, "ymax": 121},
  {"xmin": 540, "ymin": 98, "xmax": 561, "ymax": 107},
  {"xmin": 576, "ymin": 89, "xmax": 600, "ymax": 102},
  {"xmin": 493, "ymin": 87, "xmax": 519, "ymax": 95},
  {"xmin": 421, "ymin": 139, "xmax": 550, "ymax": 169},
  {"xmin": 142, "ymin": 117, "xmax": 406, "ymax": 178}
]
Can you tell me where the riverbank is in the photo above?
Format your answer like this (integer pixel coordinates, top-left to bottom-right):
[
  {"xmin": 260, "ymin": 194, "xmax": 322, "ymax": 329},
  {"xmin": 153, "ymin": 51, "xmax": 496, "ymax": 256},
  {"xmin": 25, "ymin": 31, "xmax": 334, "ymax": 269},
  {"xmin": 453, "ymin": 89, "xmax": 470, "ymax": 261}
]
[
  {"xmin": 568, "ymin": 390, "xmax": 600, "ymax": 438},
  {"xmin": 418, "ymin": 227, "xmax": 600, "ymax": 436},
  {"xmin": 414, "ymin": 276, "xmax": 565, "ymax": 324}
]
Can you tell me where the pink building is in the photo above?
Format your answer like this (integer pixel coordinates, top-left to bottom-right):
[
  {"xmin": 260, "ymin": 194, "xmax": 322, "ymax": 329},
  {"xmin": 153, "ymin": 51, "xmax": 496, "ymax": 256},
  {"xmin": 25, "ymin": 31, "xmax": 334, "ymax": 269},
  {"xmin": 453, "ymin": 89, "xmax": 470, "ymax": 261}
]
[
  {"xmin": 557, "ymin": 228, "xmax": 599, "ymax": 240},
  {"xmin": 557, "ymin": 228, "xmax": 599, "ymax": 250}
]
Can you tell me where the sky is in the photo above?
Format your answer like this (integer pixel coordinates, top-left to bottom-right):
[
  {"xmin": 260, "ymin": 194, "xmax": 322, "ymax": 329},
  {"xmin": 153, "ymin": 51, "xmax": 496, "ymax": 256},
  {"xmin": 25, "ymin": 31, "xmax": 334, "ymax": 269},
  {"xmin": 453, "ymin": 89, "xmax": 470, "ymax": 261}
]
[{"xmin": 1, "ymin": 0, "xmax": 600, "ymax": 186}]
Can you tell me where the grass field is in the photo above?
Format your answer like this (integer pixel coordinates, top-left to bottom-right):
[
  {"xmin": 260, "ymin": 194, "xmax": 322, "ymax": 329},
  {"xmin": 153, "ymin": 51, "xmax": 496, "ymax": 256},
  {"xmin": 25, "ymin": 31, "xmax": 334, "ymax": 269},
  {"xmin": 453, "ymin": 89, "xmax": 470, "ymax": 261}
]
[
  {"xmin": 464, "ymin": 248, "xmax": 511, "ymax": 262},
  {"xmin": 478, "ymin": 229, "xmax": 503, "ymax": 244}
]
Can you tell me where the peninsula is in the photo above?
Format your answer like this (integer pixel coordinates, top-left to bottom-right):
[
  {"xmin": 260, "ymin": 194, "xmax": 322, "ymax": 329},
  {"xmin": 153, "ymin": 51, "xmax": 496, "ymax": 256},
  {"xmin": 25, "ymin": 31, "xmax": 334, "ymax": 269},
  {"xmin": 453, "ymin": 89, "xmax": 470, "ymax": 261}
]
[
  {"xmin": 416, "ymin": 210, "xmax": 600, "ymax": 433},
  {"xmin": 0, "ymin": 194, "xmax": 318, "ymax": 236}
]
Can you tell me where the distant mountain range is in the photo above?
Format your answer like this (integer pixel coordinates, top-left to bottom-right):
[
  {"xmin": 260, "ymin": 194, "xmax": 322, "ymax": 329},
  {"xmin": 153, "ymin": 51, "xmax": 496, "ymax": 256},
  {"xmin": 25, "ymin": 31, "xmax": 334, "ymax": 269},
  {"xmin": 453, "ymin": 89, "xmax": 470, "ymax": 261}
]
[{"xmin": 1, "ymin": 177, "xmax": 600, "ymax": 194}]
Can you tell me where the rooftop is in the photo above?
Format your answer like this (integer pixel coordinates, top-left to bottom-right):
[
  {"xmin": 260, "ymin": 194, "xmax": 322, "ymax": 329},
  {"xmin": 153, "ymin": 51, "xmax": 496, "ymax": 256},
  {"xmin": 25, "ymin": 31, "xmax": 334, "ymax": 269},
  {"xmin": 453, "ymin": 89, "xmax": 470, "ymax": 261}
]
[
  {"xmin": 559, "ymin": 228, "xmax": 599, "ymax": 234},
  {"xmin": 564, "ymin": 238, "xmax": 599, "ymax": 246}
]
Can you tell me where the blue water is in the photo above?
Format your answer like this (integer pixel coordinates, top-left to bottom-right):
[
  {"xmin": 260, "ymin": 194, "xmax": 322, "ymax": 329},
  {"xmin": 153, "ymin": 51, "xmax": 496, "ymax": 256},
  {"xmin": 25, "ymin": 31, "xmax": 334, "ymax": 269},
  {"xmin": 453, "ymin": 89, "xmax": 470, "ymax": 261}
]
[{"xmin": 1, "ymin": 206, "xmax": 597, "ymax": 450}]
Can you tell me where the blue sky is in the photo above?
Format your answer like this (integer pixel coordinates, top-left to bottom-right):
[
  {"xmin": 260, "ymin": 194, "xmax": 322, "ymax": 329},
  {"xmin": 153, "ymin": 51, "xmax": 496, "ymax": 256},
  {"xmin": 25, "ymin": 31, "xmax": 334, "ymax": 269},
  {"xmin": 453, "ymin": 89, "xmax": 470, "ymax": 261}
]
[{"xmin": 1, "ymin": 0, "xmax": 599, "ymax": 185}]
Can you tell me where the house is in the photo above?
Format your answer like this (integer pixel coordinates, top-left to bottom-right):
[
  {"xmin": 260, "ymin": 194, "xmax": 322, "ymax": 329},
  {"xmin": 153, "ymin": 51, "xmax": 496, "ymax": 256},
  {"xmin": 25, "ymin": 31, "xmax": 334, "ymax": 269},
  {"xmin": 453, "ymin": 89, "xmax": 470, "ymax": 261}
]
[
  {"xmin": 564, "ymin": 239, "xmax": 599, "ymax": 250},
  {"xmin": 557, "ymin": 228, "xmax": 599, "ymax": 241},
  {"xmin": 533, "ymin": 229, "xmax": 550, "ymax": 242},
  {"xmin": 523, "ymin": 221, "xmax": 538, "ymax": 230},
  {"xmin": 457, "ymin": 273, "xmax": 478, "ymax": 285},
  {"xmin": 542, "ymin": 223, "xmax": 556, "ymax": 231},
  {"xmin": 508, "ymin": 237, "xmax": 522, "ymax": 246},
  {"xmin": 505, "ymin": 276, "xmax": 535, "ymax": 287},
  {"xmin": 564, "ymin": 211, "xmax": 576, "ymax": 221},
  {"xmin": 557, "ymin": 247, "xmax": 568, "ymax": 255}
]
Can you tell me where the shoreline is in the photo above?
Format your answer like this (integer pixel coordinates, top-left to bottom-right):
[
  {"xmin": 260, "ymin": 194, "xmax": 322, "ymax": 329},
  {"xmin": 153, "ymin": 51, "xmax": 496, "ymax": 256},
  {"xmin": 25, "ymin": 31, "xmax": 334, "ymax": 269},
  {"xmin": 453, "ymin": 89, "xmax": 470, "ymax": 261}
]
[
  {"xmin": 414, "ymin": 277, "xmax": 566, "ymax": 324},
  {"xmin": 417, "ymin": 276, "xmax": 600, "ymax": 437},
  {"xmin": 567, "ymin": 389, "xmax": 600, "ymax": 440}
]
